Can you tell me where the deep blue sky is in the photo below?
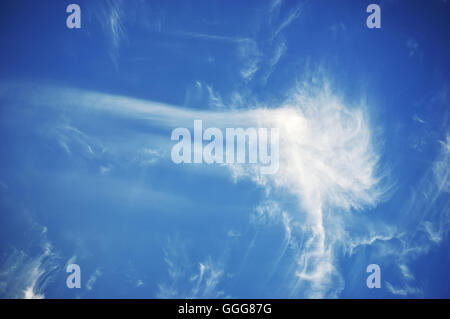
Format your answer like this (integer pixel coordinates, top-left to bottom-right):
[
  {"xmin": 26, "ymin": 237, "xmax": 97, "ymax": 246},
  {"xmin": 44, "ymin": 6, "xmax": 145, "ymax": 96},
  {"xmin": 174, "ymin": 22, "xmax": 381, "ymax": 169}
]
[{"xmin": 0, "ymin": 0, "xmax": 449, "ymax": 298}]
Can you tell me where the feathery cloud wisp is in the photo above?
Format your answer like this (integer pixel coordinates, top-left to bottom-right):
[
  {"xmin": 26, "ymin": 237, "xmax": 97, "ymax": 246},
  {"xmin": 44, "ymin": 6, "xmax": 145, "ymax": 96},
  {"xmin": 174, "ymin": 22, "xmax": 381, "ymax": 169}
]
[{"xmin": 1, "ymin": 78, "xmax": 385, "ymax": 297}]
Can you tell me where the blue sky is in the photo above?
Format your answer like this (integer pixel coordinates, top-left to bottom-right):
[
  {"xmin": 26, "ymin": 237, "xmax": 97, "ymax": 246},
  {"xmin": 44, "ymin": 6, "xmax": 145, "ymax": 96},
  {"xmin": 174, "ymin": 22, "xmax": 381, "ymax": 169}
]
[{"xmin": 0, "ymin": 0, "xmax": 449, "ymax": 298}]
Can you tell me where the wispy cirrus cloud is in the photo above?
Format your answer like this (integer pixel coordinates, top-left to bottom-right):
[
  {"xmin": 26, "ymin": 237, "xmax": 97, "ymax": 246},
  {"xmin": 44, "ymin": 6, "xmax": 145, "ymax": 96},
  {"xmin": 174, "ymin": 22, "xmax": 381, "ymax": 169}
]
[
  {"xmin": 174, "ymin": 31, "xmax": 262, "ymax": 82},
  {"xmin": 0, "ymin": 75, "xmax": 386, "ymax": 298},
  {"xmin": 271, "ymin": 5, "xmax": 303, "ymax": 40},
  {"xmin": 0, "ymin": 222, "xmax": 61, "ymax": 299},
  {"xmin": 351, "ymin": 127, "xmax": 449, "ymax": 297},
  {"xmin": 157, "ymin": 237, "xmax": 227, "ymax": 298},
  {"xmin": 4, "ymin": 76, "xmax": 448, "ymax": 298},
  {"xmin": 92, "ymin": 0, "xmax": 126, "ymax": 67},
  {"xmin": 86, "ymin": 269, "xmax": 102, "ymax": 291},
  {"xmin": 385, "ymin": 281, "xmax": 421, "ymax": 296}
]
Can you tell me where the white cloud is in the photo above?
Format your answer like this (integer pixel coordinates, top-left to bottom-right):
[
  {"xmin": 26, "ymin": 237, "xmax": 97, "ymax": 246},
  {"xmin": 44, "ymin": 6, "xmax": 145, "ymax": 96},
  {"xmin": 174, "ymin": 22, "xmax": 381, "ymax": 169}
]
[
  {"xmin": 93, "ymin": 0, "xmax": 126, "ymax": 67},
  {"xmin": 357, "ymin": 127, "xmax": 450, "ymax": 296},
  {"xmin": 86, "ymin": 269, "xmax": 102, "ymax": 291},
  {"xmin": 224, "ymin": 76, "xmax": 386, "ymax": 297},
  {"xmin": 190, "ymin": 260, "xmax": 224, "ymax": 298},
  {"xmin": 173, "ymin": 30, "xmax": 262, "ymax": 81},
  {"xmin": 24, "ymin": 285, "xmax": 44, "ymax": 299},
  {"xmin": 205, "ymin": 84, "xmax": 225, "ymax": 109},
  {"xmin": 185, "ymin": 81, "xmax": 225, "ymax": 110},
  {"xmin": 406, "ymin": 38, "xmax": 419, "ymax": 57},
  {"xmin": 134, "ymin": 148, "xmax": 162, "ymax": 166},
  {"xmin": 0, "ymin": 224, "xmax": 60, "ymax": 299},
  {"xmin": 157, "ymin": 238, "xmax": 227, "ymax": 298},
  {"xmin": 272, "ymin": 5, "xmax": 303, "ymax": 39},
  {"xmin": 270, "ymin": 39, "xmax": 287, "ymax": 68},
  {"xmin": 385, "ymin": 281, "xmax": 421, "ymax": 296},
  {"xmin": 412, "ymin": 114, "xmax": 426, "ymax": 124},
  {"xmin": 100, "ymin": 165, "xmax": 112, "ymax": 175},
  {"xmin": 227, "ymin": 230, "xmax": 242, "ymax": 238},
  {"xmin": 53, "ymin": 124, "xmax": 102, "ymax": 158},
  {"xmin": 433, "ymin": 132, "xmax": 450, "ymax": 193},
  {"xmin": 261, "ymin": 38, "xmax": 287, "ymax": 84},
  {"xmin": 398, "ymin": 264, "xmax": 414, "ymax": 281},
  {"xmin": 237, "ymin": 39, "xmax": 262, "ymax": 81},
  {"xmin": 1, "ymin": 78, "xmax": 385, "ymax": 297},
  {"xmin": 270, "ymin": 0, "xmax": 283, "ymax": 13},
  {"xmin": 5, "ymin": 78, "xmax": 448, "ymax": 298}
]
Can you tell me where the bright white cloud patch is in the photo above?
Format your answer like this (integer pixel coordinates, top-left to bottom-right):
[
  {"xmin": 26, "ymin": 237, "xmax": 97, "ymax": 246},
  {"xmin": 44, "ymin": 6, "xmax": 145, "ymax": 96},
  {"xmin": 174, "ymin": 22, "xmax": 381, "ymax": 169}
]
[
  {"xmin": 0, "ymin": 225, "xmax": 59, "ymax": 299},
  {"xmin": 231, "ymin": 80, "xmax": 385, "ymax": 297}
]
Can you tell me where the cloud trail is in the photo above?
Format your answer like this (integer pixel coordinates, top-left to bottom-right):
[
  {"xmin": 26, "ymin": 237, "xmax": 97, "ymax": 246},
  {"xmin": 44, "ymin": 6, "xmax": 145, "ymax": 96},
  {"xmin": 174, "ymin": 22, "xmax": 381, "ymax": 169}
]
[{"xmin": 0, "ymin": 77, "xmax": 388, "ymax": 297}]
